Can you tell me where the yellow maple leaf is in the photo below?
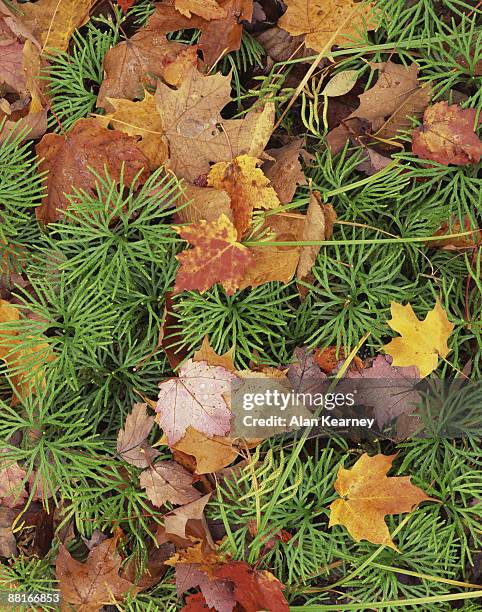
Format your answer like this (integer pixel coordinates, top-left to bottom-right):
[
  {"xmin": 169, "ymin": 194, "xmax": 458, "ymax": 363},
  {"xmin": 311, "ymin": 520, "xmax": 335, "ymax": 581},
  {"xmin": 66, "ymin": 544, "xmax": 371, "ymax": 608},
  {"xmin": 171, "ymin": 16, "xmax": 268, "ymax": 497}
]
[
  {"xmin": 208, "ymin": 155, "xmax": 280, "ymax": 238},
  {"xmin": 329, "ymin": 453, "xmax": 432, "ymax": 549},
  {"xmin": 383, "ymin": 300, "xmax": 454, "ymax": 378},
  {"xmin": 278, "ymin": 0, "xmax": 379, "ymax": 53},
  {"xmin": 95, "ymin": 93, "xmax": 168, "ymax": 170}
]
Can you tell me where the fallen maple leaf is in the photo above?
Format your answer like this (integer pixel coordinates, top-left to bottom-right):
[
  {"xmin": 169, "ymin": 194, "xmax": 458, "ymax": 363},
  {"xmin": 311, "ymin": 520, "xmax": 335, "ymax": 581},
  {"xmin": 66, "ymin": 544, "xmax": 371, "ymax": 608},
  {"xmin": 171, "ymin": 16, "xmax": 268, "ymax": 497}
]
[
  {"xmin": 170, "ymin": 427, "xmax": 239, "ymax": 474},
  {"xmin": 264, "ymin": 139, "xmax": 307, "ymax": 204},
  {"xmin": 174, "ymin": 214, "xmax": 255, "ymax": 295},
  {"xmin": 329, "ymin": 453, "xmax": 431, "ymax": 549},
  {"xmin": 327, "ymin": 61, "xmax": 431, "ymax": 154},
  {"xmin": 155, "ymin": 66, "xmax": 273, "ymax": 181},
  {"xmin": 238, "ymin": 212, "xmax": 305, "ymax": 289},
  {"xmin": 35, "ymin": 118, "xmax": 150, "ymax": 224},
  {"xmin": 140, "ymin": 460, "xmax": 201, "ymax": 507},
  {"xmin": 20, "ymin": 0, "xmax": 95, "ymax": 53},
  {"xmin": 146, "ymin": 0, "xmax": 253, "ymax": 65},
  {"xmin": 214, "ymin": 560, "xmax": 289, "ymax": 612},
  {"xmin": 344, "ymin": 355, "xmax": 421, "ymax": 428},
  {"xmin": 96, "ymin": 29, "xmax": 198, "ymax": 112},
  {"xmin": 95, "ymin": 93, "xmax": 168, "ymax": 170},
  {"xmin": 0, "ymin": 41, "xmax": 25, "ymax": 94},
  {"xmin": 116, "ymin": 403, "xmax": 159, "ymax": 468},
  {"xmin": 193, "ymin": 336, "xmax": 236, "ymax": 372},
  {"xmin": 56, "ymin": 531, "xmax": 140, "ymax": 610},
  {"xmin": 296, "ymin": 192, "xmax": 336, "ymax": 280},
  {"xmin": 117, "ymin": 0, "xmax": 136, "ymax": 13},
  {"xmin": 383, "ymin": 300, "xmax": 454, "ymax": 378},
  {"xmin": 207, "ymin": 155, "xmax": 280, "ymax": 238},
  {"xmin": 156, "ymin": 359, "xmax": 237, "ymax": 445},
  {"xmin": 278, "ymin": 0, "xmax": 378, "ymax": 53},
  {"xmin": 412, "ymin": 102, "xmax": 482, "ymax": 166}
]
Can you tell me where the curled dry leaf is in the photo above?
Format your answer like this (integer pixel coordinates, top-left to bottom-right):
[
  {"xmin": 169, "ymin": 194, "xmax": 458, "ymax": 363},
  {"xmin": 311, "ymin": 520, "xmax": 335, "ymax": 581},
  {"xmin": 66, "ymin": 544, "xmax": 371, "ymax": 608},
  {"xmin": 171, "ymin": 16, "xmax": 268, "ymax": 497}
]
[
  {"xmin": 96, "ymin": 29, "xmax": 198, "ymax": 111},
  {"xmin": 207, "ymin": 155, "xmax": 280, "ymax": 238},
  {"xmin": 174, "ymin": 214, "xmax": 255, "ymax": 295},
  {"xmin": 95, "ymin": 93, "xmax": 168, "ymax": 170},
  {"xmin": 56, "ymin": 531, "xmax": 140, "ymax": 610},
  {"xmin": 35, "ymin": 119, "xmax": 150, "ymax": 224},
  {"xmin": 156, "ymin": 359, "xmax": 238, "ymax": 445},
  {"xmin": 383, "ymin": 299, "xmax": 454, "ymax": 378},
  {"xmin": 164, "ymin": 494, "xmax": 212, "ymax": 541},
  {"xmin": 412, "ymin": 101, "xmax": 482, "ymax": 166},
  {"xmin": 264, "ymin": 139, "xmax": 306, "ymax": 204},
  {"xmin": 116, "ymin": 402, "xmax": 159, "ymax": 468},
  {"xmin": 278, "ymin": 0, "xmax": 378, "ymax": 53},
  {"xmin": 139, "ymin": 460, "xmax": 201, "ymax": 507},
  {"xmin": 329, "ymin": 453, "xmax": 432, "ymax": 549},
  {"xmin": 296, "ymin": 192, "xmax": 336, "ymax": 281},
  {"xmin": 430, "ymin": 215, "xmax": 482, "ymax": 250}
]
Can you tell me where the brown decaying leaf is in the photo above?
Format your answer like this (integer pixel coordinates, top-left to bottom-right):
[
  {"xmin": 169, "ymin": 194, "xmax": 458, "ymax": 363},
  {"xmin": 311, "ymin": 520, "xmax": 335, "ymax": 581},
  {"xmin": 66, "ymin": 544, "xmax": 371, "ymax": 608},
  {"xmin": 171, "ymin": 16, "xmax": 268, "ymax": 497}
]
[
  {"xmin": 174, "ymin": 184, "xmax": 233, "ymax": 225},
  {"xmin": 327, "ymin": 61, "xmax": 431, "ymax": 154},
  {"xmin": 0, "ymin": 449, "xmax": 27, "ymax": 508},
  {"xmin": 0, "ymin": 507, "xmax": 18, "ymax": 557},
  {"xmin": 116, "ymin": 403, "xmax": 159, "ymax": 468},
  {"xmin": 164, "ymin": 494, "xmax": 212, "ymax": 541},
  {"xmin": 146, "ymin": 0, "xmax": 253, "ymax": 65},
  {"xmin": 20, "ymin": 0, "xmax": 96, "ymax": 53},
  {"xmin": 329, "ymin": 453, "xmax": 432, "ymax": 549},
  {"xmin": 213, "ymin": 560, "xmax": 289, "ymax": 612},
  {"xmin": 278, "ymin": 0, "xmax": 378, "ymax": 53},
  {"xmin": 139, "ymin": 460, "xmax": 201, "ymax": 507},
  {"xmin": 95, "ymin": 94, "xmax": 168, "ymax": 170},
  {"xmin": 155, "ymin": 66, "xmax": 273, "ymax": 181},
  {"xmin": 96, "ymin": 29, "xmax": 198, "ymax": 112},
  {"xmin": 430, "ymin": 215, "xmax": 482, "ymax": 250},
  {"xmin": 344, "ymin": 355, "xmax": 420, "ymax": 428},
  {"xmin": 264, "ymin": 139, "xmax": 307, "ymax": 204},
  {"xmin": 296, "ymin": 192, "xmax": 336, "ymax": 280},
  {"xmin": 412, "ymin": 101, "xmax": 482, "ymax": 166},
  {"xmin": 35, "ymin": 119, "xmax": 150, "ymax": 224},
  {"xmin": 174, "ymin": 214, "xmax": 255, "ymax": 295},
  {"xmin": 207, "ymin": 155, "xmax": 280, "ymax": 238},
  {"xmin": 156, "ymin": 358, "xmax": 237, "ymax": 445},
  {"xmin": 56, "ymin": 531, "xmax": 140, "ymax": 611}
]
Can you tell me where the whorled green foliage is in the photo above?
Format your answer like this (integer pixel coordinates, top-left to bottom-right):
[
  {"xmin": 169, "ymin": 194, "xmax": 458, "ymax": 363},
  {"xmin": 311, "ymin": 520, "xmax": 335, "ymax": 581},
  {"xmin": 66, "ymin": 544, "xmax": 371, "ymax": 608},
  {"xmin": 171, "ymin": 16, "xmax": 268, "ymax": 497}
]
[
  {"xmin": 295, "ymin": 229, "xmax": 417, "ymax": 354},
  {"xmin": 170, "ymin": 282, "xmax": 297, "ymax": 368},
  {"xmin": 0, "ymin": 123, "xmax": 44, "ymax": 267}
]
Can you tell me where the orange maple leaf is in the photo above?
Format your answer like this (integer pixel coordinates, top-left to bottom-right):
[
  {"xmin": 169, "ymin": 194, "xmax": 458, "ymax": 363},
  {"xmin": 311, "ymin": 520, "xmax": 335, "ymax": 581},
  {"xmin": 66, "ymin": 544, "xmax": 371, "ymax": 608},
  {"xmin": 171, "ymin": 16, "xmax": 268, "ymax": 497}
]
[
  {"xmin": 174, "ymin": 214, "xmax": 255, "ymax": 295},
  {"xmin": 329, "ymin": 453, "xmax": 432, "ymax": 549}
]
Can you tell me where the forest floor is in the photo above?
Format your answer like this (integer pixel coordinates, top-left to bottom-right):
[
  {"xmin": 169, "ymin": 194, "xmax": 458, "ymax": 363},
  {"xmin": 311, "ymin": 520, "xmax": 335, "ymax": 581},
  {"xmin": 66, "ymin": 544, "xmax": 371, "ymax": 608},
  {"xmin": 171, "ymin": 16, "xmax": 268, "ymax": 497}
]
[{"xmin": 0, "ymin": 0, "xmax": 481, "ymax": 610}]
